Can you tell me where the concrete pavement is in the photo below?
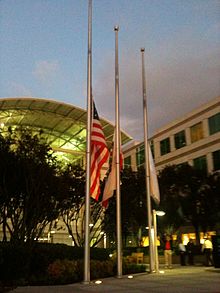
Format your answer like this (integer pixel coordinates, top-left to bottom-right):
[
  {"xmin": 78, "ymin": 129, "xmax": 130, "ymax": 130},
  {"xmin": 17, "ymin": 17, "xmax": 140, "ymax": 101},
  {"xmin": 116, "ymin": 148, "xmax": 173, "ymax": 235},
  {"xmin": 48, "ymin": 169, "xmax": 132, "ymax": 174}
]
[{"xmin": 12, "ymin": 265, "xmax": 220, "ymax": 293}]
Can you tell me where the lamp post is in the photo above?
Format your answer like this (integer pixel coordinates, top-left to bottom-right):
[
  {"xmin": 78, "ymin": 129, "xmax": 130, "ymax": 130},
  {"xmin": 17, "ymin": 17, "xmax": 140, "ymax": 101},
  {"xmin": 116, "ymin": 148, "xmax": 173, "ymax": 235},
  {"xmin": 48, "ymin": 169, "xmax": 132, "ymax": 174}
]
[{"xmin": 153, "ymin": 210, "xmax": 165, "ymax": 272}]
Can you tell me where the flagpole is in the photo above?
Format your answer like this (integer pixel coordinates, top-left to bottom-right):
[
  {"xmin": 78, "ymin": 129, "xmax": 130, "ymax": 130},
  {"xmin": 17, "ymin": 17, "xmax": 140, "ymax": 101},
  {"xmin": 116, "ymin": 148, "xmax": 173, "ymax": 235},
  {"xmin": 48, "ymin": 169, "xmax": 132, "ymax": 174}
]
[
  {"xmin": 114, "ymin": 25, "xmax": 123, "ymax": 278},
  {"xmin": 140, "ymin": 48, "xmax": 154, "ymax": 273},
  {"xmin": 84, "ymin": 0, "xmax": 92, "ymax": 283}
]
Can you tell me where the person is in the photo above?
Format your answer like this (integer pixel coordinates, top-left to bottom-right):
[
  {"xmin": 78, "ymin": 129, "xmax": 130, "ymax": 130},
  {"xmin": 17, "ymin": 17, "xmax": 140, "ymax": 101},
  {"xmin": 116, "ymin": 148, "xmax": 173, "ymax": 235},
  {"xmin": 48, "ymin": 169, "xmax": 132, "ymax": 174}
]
[
  {"xmin": 163, "ymin": 235, "xmax": 173, "ymax": 269},
  {"xmin": 178, "ymin": 240, "xmax": 186, "ymax": 266},
  {"xmin": 186, "ymin": 238, "xmax": 195, "ymax": 265},
  {"xmin": 202, "ymin": 236, "xmax": 213, "ymax": 266}
]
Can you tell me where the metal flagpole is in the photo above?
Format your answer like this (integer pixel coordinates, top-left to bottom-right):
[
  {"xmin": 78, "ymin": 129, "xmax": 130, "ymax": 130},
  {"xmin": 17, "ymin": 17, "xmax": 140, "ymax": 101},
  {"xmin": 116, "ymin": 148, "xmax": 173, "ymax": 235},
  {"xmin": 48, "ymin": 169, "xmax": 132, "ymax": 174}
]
[
  {"xmin": 153, "ymin": 209, "xmax": 159, "ymax": 272},
  {"xmin": 140, "ymin": 48, "xmax": 154, "ymax": 273},
  {"xmin": 114, "ymin": 25, "xmax": 123, "ymax": 278},
  {"xmin": 84, "ymin": 0, "xmax": 92, "ymax": 284}
]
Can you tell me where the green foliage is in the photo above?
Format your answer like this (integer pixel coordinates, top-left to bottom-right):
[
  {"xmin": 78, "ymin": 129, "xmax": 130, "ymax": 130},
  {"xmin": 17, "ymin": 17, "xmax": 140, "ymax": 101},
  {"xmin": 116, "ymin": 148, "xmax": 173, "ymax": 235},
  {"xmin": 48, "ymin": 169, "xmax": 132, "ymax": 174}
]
[
  {"xmin": 0, "ymin": 128, "xmax": 62, "ymax": 244},
  {"xmin": 48, "ymin": 259, "xmax": 79, "ymax": 284},
  {"xmin": 58, "ymin": 164, "xmax": 106, "ymax": 247},
  {"xmin": 104, "ymin": 163, "xmax": 220, "ymax": 248},
  {"xmin": 90, "ymin": 260, "xmax": 114, "ymax": 279},
  {"xmin": 122, "ymin": 259, "xmax": 147, "ymax": 275},
  {"xmin": 47, "ymin": 259, "xmax": 115, "ymax": 284},
  {"xmin": 0, "ymin": 242, "xmax": 147, "ymax": 285},
  {"xmin": 103, "ymin": 167, "xmax": 148, "ymax": 247},
  {"xmin": 0, "ymin": 242, "xmax": 113, "ymax": 285},
  {"xmin": 158, "ymin": 164, "xmax": 220, "ymax": 242}
]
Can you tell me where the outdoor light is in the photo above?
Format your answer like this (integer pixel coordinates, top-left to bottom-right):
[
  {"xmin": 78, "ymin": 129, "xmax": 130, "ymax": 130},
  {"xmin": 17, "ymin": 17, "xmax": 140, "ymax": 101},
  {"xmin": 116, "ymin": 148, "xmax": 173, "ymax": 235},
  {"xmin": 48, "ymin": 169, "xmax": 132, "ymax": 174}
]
[
  {"xmin": 155, "ymin": 211, "xmax": 165, "ymax": 216},
  {"xmin": 109, "ymin": 254, "xmax": 113, "ymax": 258},
  {"xmin": 128, "ymin": 275, "xmax": 133, "ymax": 279},
  {"xmin": 95, "ymin": 280, "xmax": 102, "ymax": 284},
  {"xmin": 89, "ymin": 223, "xmax": 93, "ymax": 227}
]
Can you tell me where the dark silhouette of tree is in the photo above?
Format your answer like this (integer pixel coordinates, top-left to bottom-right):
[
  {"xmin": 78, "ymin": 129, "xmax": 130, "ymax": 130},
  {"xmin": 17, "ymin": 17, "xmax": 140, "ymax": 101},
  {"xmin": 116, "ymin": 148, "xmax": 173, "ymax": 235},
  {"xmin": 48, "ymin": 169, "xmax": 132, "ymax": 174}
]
[
  {"xmin": 103, "ymin": 167, "xmax": 148, "ymax": 247},
  {"xmin": 158, "ymin": 164, "xmax": 219, "ymax": 244},
  {"xmin": 59, "ymin": 164, "xmax": 105, "ymax": 247},
  {"xmin": 0, "ymin": 127, "xmax": 109, "ymax": 247},
  {"xmin": 0, "ymin": 128, "xmax": 62, "ymax": 245}
]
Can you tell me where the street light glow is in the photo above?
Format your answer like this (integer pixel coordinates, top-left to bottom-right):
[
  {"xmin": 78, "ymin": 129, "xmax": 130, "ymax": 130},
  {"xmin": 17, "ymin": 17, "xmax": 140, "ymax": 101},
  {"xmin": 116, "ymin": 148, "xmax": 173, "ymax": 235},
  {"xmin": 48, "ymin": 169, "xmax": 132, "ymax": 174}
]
[{"xmin": 155, "ymin": 211, "xmax": 165, "ymax": 216}]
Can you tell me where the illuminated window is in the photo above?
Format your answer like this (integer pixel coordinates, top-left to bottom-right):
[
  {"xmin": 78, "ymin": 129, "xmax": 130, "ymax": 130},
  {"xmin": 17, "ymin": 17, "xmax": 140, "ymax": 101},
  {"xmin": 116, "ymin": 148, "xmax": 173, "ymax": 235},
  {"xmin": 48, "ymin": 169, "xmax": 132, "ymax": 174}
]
[
  {"xmin": 190, "ymin": 122, "xmax": 204, "ymax": 143},
  {"xmin": 193, "ymin": 155, "xmax": 207, "ymax": 174},
  {"xmin": 213, "ymin": 150, "xmax": 220, "ymax": 171},
  {"xmin": 160, "ymin": 137, "xmax": 170, "ymax": 156},
  {"xmin": 174, "ymin": 130, "xmax": 186, "ymax": 149},
  {"xmin": 209, "ymin": 112, "xmax": 220, "ymax": 135}
]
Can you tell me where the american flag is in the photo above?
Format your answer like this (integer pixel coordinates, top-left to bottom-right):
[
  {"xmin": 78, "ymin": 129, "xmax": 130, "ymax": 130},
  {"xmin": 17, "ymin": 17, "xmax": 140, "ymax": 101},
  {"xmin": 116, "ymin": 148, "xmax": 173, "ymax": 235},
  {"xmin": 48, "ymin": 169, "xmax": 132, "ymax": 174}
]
[{"xmin": 90, "ymin": 103, "xmax": 109, "ymax": 200}]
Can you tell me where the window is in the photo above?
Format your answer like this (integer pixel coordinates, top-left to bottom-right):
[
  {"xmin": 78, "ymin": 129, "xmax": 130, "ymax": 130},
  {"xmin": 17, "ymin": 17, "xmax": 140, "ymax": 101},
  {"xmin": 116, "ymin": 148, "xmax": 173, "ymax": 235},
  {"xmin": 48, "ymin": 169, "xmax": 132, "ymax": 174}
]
[
  {"xmin": 124, "ymin": 155, "xmax": 131, "ymax": 169},
  {"xmin": 190, "ymin": 122, "xmax": 204, "ymax": 143},
  {"xmin": 208, "ymin": 112, "xmax": 220, "ymax": 135},
  {"xmin": 193, "ymin": 156, "xmax": 207, "ymax": 174},
  {"xmin": 136, "ymin": 145, "xmax": 145, "ymax": 167},
  {"xmin": 160, "ymin": 137, "xmax": 170, "ymax": 156},
  {"xmin": 174, "ymin": 130, "xmax": 186, "ymax": 149},
  {"xmin": 212, "ymin": 150, "xmax": 220, "ymax": 171}
]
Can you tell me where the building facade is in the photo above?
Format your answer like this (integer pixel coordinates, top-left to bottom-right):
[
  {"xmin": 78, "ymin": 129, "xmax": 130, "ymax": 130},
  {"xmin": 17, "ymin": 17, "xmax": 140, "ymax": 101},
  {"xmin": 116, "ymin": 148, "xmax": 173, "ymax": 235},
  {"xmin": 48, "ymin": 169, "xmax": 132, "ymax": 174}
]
[{"xmin": 123, "ymin": 96, "xmax": 220, "ymax": 174}]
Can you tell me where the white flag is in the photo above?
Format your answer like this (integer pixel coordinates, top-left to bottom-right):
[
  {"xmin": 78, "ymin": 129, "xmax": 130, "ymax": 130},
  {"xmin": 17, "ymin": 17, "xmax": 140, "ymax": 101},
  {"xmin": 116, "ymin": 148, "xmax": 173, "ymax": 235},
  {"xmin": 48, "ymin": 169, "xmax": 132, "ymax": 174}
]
[
  {"xmin": 102, "ymin": 139, "xmax": 116, "ymax": 208},
  {"xmin": 102, "ymin": 133, "xmax": 123, "ymax": 208},
  {"xmin": 149, "ymin": 144, "xmax": 160, "ymax": 204}
]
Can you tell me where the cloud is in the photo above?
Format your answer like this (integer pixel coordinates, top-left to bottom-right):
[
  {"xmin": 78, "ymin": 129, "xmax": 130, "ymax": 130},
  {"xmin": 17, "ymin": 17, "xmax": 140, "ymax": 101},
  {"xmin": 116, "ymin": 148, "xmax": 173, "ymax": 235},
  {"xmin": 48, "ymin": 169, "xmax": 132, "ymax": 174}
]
[
  {"xmin": 94, "ymin": 44, "xmax": 220, "ymax": 141},
  {"xmin": 33, "ymin": 60, "xmax": 59, "ymax": 84},
  {"xmin": 8, "ymin": 82, "xmax": 32, "ymax": 97}
]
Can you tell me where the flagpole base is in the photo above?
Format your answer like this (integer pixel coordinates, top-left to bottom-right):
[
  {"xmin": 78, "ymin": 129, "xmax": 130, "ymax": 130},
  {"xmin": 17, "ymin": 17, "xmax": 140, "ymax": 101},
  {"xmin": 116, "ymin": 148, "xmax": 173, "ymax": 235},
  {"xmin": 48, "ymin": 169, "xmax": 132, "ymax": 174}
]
[{"xmin": 81, "ymin": 281, "xmax": 91, "ymax": 285}]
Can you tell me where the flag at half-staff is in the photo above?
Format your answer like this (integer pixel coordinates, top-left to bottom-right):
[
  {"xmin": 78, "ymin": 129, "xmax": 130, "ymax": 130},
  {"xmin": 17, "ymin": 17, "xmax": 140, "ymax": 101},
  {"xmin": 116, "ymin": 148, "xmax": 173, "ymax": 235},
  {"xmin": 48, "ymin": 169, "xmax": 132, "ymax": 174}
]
[
  {"xmin": 102, "ymin": 133, "xmax": 123, "ymax": 208},
  {"xmin": 148, "ymin": 144, "xmax": 160, "ymax": 204},
  {"xmin": 90, "ymin": 103, "xmax": 109, "ymax": 200}
]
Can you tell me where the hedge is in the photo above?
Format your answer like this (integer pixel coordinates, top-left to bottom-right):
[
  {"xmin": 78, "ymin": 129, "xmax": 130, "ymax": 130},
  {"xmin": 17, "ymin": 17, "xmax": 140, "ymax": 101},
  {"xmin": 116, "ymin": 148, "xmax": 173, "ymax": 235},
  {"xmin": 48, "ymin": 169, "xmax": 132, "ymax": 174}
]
[{"xmin": 0, "ymin": 242, "xmax": 146, "ymax": 286}]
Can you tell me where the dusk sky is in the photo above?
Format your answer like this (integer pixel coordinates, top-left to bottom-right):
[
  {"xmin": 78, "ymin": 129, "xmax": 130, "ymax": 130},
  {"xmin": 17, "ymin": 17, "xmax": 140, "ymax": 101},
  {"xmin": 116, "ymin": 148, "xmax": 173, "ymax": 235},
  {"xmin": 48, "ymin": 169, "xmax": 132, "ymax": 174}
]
[{"xmin": 0, "ymin": 0, "xmax": 219, "ymax": 141}]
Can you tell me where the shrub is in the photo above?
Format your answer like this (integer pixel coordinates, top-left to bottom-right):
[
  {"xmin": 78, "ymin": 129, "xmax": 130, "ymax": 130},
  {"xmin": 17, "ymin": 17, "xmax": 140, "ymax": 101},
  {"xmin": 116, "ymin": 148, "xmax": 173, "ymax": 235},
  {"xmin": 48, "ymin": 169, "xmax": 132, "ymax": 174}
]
[
  {"xmin": 47, "ymin": 259, "xmax": 115, "ymax": 284},
  {"xmin": 47, "ymin": 259, "xmax": 79, "ymax": 284},
  {"xmin": 0, "ymin": 242, "xmax": 147, "ymax": 286},
  {"xmin": 0, "ymin": 243, "xmax": 30, "ymax": 285},
  {"xmin": 90, "ymin": 260, "xmax": 114, "ymax": 279},
  {"xmin": 122, "ymin": 261, "xmax": 147, "ymax": 275}
]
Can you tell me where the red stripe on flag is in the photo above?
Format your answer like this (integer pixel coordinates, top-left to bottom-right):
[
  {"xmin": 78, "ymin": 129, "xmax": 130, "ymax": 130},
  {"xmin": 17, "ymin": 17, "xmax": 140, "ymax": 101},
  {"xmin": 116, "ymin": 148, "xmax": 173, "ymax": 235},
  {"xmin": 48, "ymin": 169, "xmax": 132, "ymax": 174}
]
[{"xmin": 90, "ymin": 104, "xmax": 109, "ymax": 200}]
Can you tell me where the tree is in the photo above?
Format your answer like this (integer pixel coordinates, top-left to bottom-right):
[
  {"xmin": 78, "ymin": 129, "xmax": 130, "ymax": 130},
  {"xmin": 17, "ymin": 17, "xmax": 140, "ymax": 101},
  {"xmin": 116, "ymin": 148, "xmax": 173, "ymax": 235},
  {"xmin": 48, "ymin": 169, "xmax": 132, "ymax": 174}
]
[
  {"xmin": 103, "ymin": 167, "xmax": 148, "ymax": 247},
  {"xmin": 0, "ymin": 132, "xmax": 16, "ymax": 241},
  {"xmin": 0, "ymin": 128, "xmax": 63, "ymax": 245},
  {"xmin": 158, "ymin": 164, "xmax": 219, "ymax": 244},
  {"xmin": 59, "ymin": 164, "xmax": 106, "ymax": 247}
]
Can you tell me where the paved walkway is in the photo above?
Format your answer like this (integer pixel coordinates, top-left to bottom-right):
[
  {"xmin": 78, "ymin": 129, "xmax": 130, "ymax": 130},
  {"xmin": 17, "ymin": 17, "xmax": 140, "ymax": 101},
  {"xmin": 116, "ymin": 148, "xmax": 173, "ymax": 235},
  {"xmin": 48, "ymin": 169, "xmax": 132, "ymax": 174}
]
[{"xmin": 12, "ymin": 266, "xmax": 220, "ymax": 293}]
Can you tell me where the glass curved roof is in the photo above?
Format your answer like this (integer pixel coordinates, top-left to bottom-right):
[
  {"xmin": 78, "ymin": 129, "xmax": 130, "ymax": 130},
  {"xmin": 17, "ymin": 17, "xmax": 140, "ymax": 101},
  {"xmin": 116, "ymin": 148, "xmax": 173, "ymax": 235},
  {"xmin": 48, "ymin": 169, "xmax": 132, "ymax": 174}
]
[{"xmin": 0, "ymin": 97, "xmax": 132, "ymax": 164}]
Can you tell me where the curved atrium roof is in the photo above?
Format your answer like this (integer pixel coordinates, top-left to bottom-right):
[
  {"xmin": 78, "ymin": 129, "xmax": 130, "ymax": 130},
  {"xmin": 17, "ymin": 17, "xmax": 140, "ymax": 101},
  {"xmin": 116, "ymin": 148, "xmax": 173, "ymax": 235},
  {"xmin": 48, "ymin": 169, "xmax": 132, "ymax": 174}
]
[{"xmin": 0, "ymin": 97, "xmax": 132, "ymax": 164}]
